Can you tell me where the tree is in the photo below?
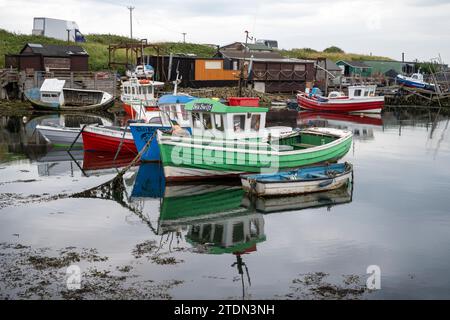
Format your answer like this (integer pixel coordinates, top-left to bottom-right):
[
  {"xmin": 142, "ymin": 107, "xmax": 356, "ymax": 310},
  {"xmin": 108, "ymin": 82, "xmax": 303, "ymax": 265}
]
[{"xmin": 323, "ymin": 46, "xmax": 344, "ymax": 53}]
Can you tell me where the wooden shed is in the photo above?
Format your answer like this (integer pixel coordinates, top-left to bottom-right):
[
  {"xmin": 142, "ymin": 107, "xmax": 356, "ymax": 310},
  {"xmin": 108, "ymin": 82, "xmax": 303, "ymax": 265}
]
[
  {"xmin": 139, "ymin": 55, "xmax": 239, "ymax": 88},
  {"xmin": 336, "ymin": 60, "xmax": 372, "ymax": 77},
  {"xmin": 4, "ymin": 43, "xmax": 89, "ymax": 73}
]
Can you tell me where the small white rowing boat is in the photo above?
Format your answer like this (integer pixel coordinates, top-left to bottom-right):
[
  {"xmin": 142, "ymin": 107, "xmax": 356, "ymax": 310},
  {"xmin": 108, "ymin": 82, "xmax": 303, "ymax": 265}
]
[{"xmin": 241, "ymin": 162, "xmax": 353, "ymax": 197}]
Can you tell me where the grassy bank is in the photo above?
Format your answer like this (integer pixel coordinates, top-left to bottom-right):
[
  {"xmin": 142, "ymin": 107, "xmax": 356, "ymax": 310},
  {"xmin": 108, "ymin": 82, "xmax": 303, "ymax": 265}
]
[
  {"xmin": 0, "ymin": 29, "xmax": 217, "ymax": 71},
  {"xmin": 280, "ymin": 48, "xmax": 393, "ymax": 62},
  {"xmin": 1, "ymin": 29, "xmax": 392, "ymax": 72}
]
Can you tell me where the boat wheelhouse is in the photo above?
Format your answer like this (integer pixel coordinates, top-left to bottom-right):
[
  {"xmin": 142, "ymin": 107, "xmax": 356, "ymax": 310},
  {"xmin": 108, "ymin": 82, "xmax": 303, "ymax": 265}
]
[
  {"xmin": 129, "ymin": 94, "xmax": 197, "ymax": 162},
  {"xmin": 25, "ymin": 78, "xmax": 114, "ymax": 111},
  {"xmin": 120, "ymin": 77, "xmax": 164, "ymax": 118},
  {"xmin": 297, "ymin": 85, "xmax": 384, "ymax": 113},
  {"xmin": 157, "ymin": 98, "xmax": 353, "ymax": 181}
]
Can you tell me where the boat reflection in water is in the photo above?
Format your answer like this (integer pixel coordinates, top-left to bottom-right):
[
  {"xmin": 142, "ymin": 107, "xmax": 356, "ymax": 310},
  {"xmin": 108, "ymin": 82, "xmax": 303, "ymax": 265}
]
[
  {"xmin": 129, "ymin": 162, "xmax": 354, "ymax": 298},
  {"xmin": 298, "ymin": 111, "xmax": 383, "ymax": 141},
  {"xmin": 242, "ymin": 181, "xmax": 353, "ymax": 214},
  {"xmin": 34, "ymin": 149, "xmax": 137, "ymax": 177}
]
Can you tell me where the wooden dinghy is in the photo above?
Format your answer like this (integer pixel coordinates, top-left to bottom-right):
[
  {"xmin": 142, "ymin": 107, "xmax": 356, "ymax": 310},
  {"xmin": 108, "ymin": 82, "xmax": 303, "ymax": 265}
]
[{"xmin": 241, "ymin": 162, "xmax": 353, "ymax": 197}]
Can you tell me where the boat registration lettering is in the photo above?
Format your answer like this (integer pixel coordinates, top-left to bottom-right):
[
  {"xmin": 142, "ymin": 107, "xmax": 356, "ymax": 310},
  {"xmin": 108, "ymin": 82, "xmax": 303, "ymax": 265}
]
[{"xmin": 192, "ymin": 103, "xmax": 213, "ymax": 112}]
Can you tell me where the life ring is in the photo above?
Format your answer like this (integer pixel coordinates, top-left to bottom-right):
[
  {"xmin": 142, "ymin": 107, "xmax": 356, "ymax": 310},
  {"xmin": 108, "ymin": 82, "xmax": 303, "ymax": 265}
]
[{"xmin": 139, "ymin": 79, "xmax": 150, "ymax": 84}]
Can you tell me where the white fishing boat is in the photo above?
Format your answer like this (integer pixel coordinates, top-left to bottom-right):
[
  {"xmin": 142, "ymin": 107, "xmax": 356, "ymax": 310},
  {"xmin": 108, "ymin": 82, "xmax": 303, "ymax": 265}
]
[{"xmin": 36, "ymin": 114, "xmax": 112, "ymax": 147}]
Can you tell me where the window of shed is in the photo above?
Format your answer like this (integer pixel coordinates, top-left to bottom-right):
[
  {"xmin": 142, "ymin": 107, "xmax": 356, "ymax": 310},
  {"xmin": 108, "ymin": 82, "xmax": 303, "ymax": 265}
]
[
  {"xmin": 205, "ymin": 61, "xmax": 222, "ymax": 70},
  {"xmin": 294, "ymin": 64, "xmax": 306, "ymax": 71},
  {"xmin": 233, "ymin": 115, "xmax": 246, "ymax": 132}
]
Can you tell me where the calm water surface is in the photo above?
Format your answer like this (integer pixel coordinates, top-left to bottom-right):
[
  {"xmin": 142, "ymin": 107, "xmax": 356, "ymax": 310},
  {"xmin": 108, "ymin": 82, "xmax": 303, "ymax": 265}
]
[{"xmin": 0, "ymin": 108, "xmax": 449, "ymax": 299}]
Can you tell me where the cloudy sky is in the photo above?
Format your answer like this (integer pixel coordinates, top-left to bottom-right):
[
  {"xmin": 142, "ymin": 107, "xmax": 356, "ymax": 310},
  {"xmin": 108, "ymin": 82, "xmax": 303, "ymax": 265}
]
[{"xmin": 1, "ymin": 0, "xmax": 449, "ymax": 62}]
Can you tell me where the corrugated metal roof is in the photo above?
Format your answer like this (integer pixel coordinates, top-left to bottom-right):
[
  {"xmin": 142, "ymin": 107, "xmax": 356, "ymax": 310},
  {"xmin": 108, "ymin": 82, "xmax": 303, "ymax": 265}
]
[
  {"xmin": 219, "ymin": 49, "xmax": 283, "ymax": 60},
  {"xmin": 245, "ymin": 43, "xmax": 273, "ymax": 51},
  {"xmin": 21, "ymin": 43, "xmax": 89, "ymax": 56},
  {"xmin": 337, "ymin": 60, "xmax": 371, "ymax": 68}
]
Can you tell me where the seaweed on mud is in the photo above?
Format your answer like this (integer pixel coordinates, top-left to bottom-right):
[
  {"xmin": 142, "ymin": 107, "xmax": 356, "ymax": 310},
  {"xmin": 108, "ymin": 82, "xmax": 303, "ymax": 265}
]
[
  {"xmin": 278, "ymin": 272, "xmax": 371, "ymax": 300},
  {"xmin": 132, "ymin": 240, "xmax": 158, "ymax": 259},
  {"xmin": 132, "ymin": 240, "xmax": 185, "ymax": 265},
  {"xmin": 0, "ymin": 243, "xmax": 184, "ymax": 300}
]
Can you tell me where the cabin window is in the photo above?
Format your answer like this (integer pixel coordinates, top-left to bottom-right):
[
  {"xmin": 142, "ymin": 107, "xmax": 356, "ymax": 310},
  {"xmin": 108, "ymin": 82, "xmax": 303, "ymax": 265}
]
[
  {"xmin": 364, "ymin": 91, "xmax": 369, "ymax": 96},
  {"xmin": 181, "ymin": 106, "xmax": 189, "ymax": 121},
  {"xmin": 170, "ymin": 105, "xmax": 177, "ymax": 119},
  {"xmin": 149, "ymin": 117, "xmax": 162, "ymax": 124},
  {"xmin": 232, "ymin": 222, "xmax": 245, "ymax": 243},
  {"xmin": 203, "ymin": 113, "xmax": 213, "ymax": 130},
  {"xmin": 192, "ymin": 112, "xmax": 202, "ymax": 128},
  {"xmin": 214, "ymin": 114, "xmax": 224, "ymax": 131},
  {"xmin": 250, "ymin": 114, "xmax": 261, "ymax": 131},
  {"xmin": 294, "ymin": 64, "xmax": 306, "ymax": 71},
  {"xmin": 233, "ymin": 115, "xmax": 246, "ymax": 132},
  {"xmin": 354, "ymin": 89, "xmax": 362, "ymax": 97}
]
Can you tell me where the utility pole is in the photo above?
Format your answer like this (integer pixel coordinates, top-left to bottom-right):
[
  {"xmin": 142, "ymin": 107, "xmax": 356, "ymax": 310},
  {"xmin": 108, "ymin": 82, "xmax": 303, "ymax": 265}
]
[
  {"xmin": 239, "ymin": 30, "xmax": 254, "ymax": 96},
  {"xmin": 182, "ymin": 32, "xmax": 186, "ymax": 43},
  {"xmin": 127, "ymin": 6, "xmax": 135, "ymax": 39}
]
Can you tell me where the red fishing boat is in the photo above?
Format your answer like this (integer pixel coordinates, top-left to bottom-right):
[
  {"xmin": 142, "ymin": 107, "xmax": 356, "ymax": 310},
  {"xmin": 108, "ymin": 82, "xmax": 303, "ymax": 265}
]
[
  {"xmin": 297, "ymin": 85, "xmax": 384, "ymax": 113},
  {"xmin": 82, "ymin": 125, "xmax": 137, "ymax": 154}
]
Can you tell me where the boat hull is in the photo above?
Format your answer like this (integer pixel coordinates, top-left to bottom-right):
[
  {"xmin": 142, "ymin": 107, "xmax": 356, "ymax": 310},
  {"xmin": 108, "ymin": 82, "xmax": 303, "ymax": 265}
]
[
  {"xmin": 122, "ymin": 103, "xmax": 158, "ymax": 118},
  {"xmin": 241, "ymin": 168, "xmax": 352, "ymax": 197},
  {"xmin": 396, "ymin": 75, "xmax": 436, "ymax": 91},
  {"xmin": 129, "ymin": 123, "xmax": 171, "ymax": 161},
  {"xmin": 25, "ymin": 88, "xmax": 115, "ymax": 112},
  {"xmin": 158, "ymin": 128, "xmax": 353, "ymax": 181},
  {"xmin": 297, "ymin": 94, "xmax": 384, "ymax": 113},
  {"xmin": 36, "ymin": 125, "xmax": 82, "ymax": 147},
  {"xmin": 82, "ymin": 126, "xmax": 137, "ymax": 154}
]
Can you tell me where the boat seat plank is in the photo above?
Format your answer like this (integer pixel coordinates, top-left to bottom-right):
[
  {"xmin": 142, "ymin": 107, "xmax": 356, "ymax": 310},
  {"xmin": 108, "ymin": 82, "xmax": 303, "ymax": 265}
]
[
  {"xmin": 309, "ymin": 173, "xmax": 328, "ymax": 178},
  {"xmin": 291, "ymin": 143, "xmax": 316, "ymax": 148}
]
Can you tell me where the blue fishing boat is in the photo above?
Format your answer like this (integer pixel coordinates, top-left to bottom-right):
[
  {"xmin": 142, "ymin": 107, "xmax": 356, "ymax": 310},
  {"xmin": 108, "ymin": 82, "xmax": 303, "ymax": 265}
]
[
  {"xmin": 129, "ymin": 93, "xmax": 195, "ymax": 161},
  {"xmin": 396, "ymin": 72, "xmax": 436, "ymax": 91},
  {"xmin": 241, "ymin": 162, "xmax": 353, "ymax": 197}
]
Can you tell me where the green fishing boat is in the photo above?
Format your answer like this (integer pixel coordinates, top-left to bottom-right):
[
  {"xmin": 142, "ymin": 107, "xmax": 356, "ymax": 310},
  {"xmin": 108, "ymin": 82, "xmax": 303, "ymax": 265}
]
[{"xmin": 157, "ymin": 98, "xmax": 353, "ymax": 181}]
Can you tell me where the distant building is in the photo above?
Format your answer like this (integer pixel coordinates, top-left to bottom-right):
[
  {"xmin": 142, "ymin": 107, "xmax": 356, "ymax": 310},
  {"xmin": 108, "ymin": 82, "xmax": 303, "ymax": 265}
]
[
  {"xmin": 138, "ymin": 55, "xmax": 239, "ymax": 88},
  {"xmin": 255, "ymin": 39, "xmax": 279, "ymax": 49},
  {"xmin": 216, "ymin": 42, "xmax": 315, "ymax": 93},
  {"xmin": 361, "ymin": 60, "xmax": 415, "ymax": 76},
  {"xmin": 315, "ymin": 58, "xmax": 343, "ymax": 87},
  {"xmin": 336, "ymin": 60, "xmax": 373, "ymax": 77},
  {"xmin": 5, "ymin": 43, "xmax": 89, "ymax": 72}
]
